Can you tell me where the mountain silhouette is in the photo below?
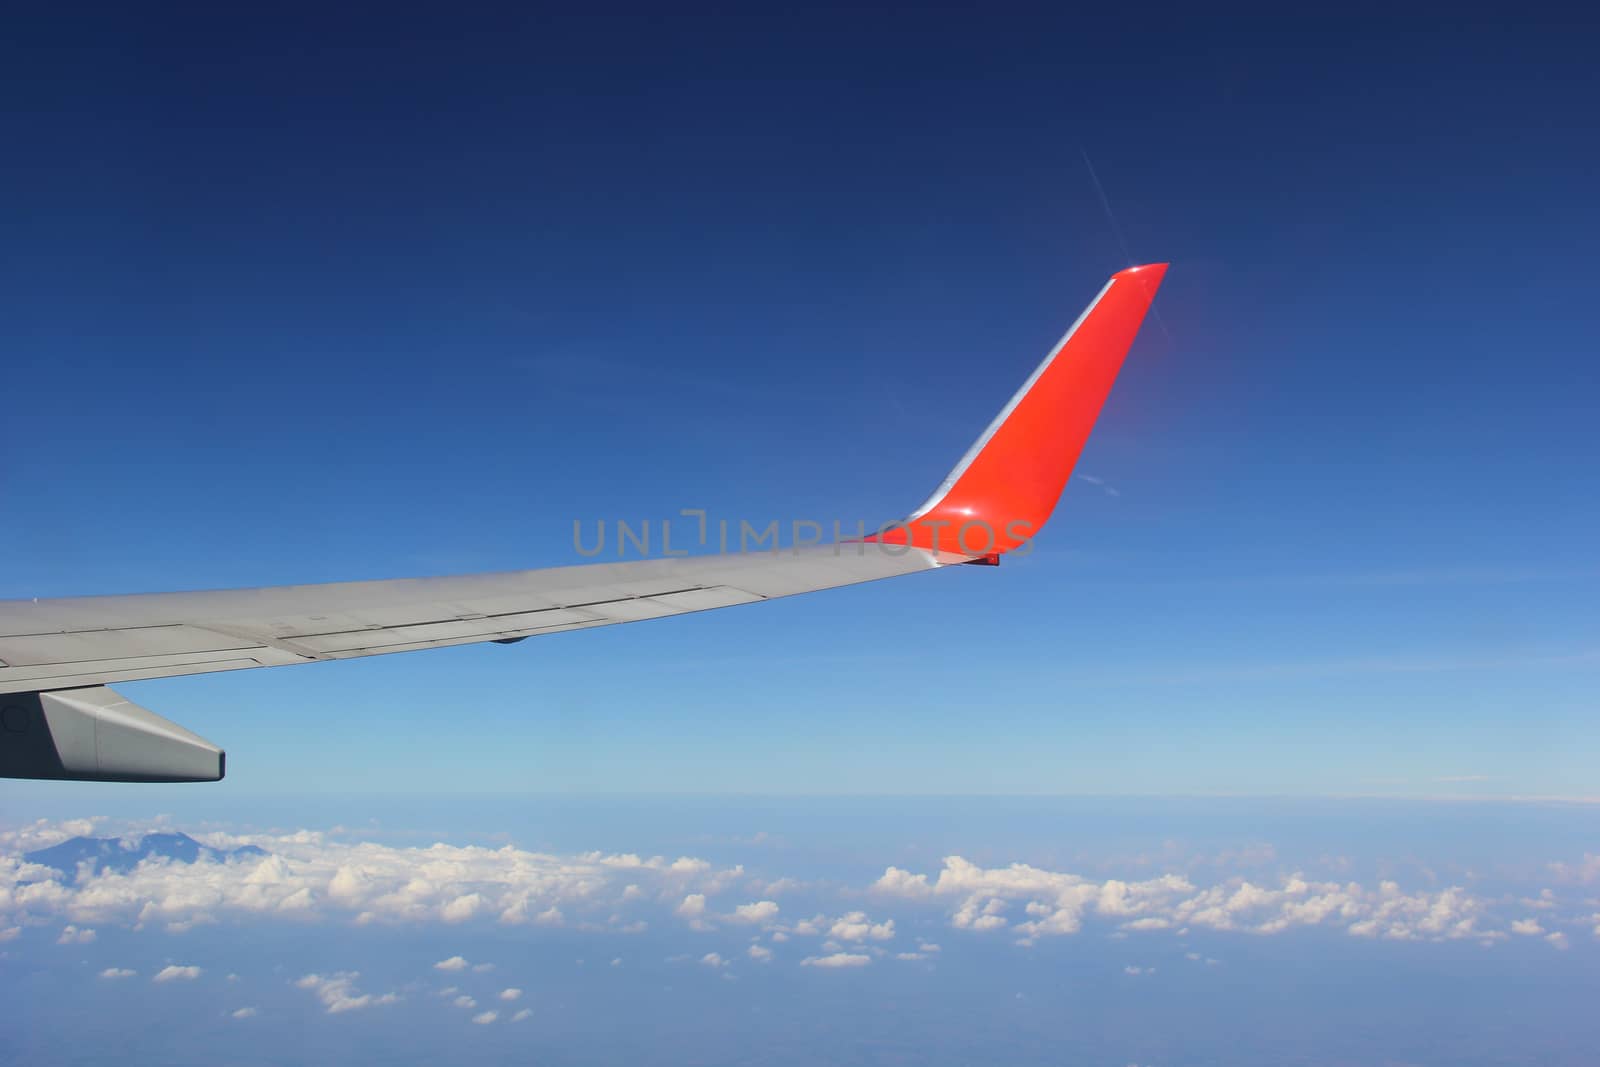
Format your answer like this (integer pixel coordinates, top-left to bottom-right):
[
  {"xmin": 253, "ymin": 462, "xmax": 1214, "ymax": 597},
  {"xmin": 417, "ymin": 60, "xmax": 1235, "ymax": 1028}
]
[{"xmin": 23, "ymin": 832, "xmax": 268, "ymax": 884}]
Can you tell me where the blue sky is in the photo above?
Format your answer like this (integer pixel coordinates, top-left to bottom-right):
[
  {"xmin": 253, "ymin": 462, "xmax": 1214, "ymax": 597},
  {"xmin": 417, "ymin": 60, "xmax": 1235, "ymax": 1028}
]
[{"xmin": 3, "ymin": 8, "xmax": 1598, "ymax": 798}]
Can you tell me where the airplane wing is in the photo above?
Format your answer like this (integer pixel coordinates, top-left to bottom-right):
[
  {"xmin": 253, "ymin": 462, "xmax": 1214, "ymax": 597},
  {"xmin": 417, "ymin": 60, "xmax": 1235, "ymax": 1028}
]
[{"xmin": 0, "ymin": 264, "xmax": 1168, "ymax": 782}]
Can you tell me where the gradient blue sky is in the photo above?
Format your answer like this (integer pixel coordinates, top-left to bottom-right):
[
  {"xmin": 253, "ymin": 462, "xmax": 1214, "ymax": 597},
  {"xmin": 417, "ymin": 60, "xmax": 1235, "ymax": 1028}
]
[{"xmin": 3, "ymin": 8, "xmax": 1597, "ymax": 797}]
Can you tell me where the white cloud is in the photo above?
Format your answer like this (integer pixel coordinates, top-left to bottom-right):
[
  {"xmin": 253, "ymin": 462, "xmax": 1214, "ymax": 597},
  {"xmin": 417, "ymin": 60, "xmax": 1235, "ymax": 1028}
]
[
  {"xmin": 894, "ymin": 952, "xmax": 927, "ymax": 961},
  {"xmin": 0, "ymin": 818, "xmax": 104, "ymax": 854},
  {"xmin": 231, "ymin": 1007, "xmax": 259, "ymax": 1019},
  {"xmin": 801, "ymin": 952, "xmax": 871, "ymax": 969},
  {"xmin": 441, "ymin": 893, "xmax": 484, "ymax": 923},
  {"xmin": 471, "ymin": 1011, "xmax": 498, "ymax": 1025},
  {"xmin": 472, "ymin": 962, "xmax": 496, "ymax": 973},
  {"xmin": 153, "ymin": 965, "xmax": 202, "ymax": 983},
  {"xmin": 511, "ymin": 1008, "xmax": 532, "ymax": 1022},
  {"xmin": 747, "ymin": 944, "xmax": 773, "ymax": 962},
  {"xmin": 1521, "ymin": 889, "xmax": 1557, "ymax": 910},
  {"xmin": 294, "ymin": 972, "xmax": 399, "ymax": 1014},
  {"xmin": 498, "ymin": 988, "xmax": 522, "ymax": 1001},
  {"xmin": 731, "ymin": 901, "xmax": 780, "ymax": 924},
  {"xmin": 875, "ymin": 857, "xmax": 1497, "ymax": 945},
  {"xmin": 0, "ymin": 819, "xmax": 1575, "ymax": 965},
  {"xmin": 454, "ymin": 995, "xmax": 477, "ymax": 1009},
  {"xmin": 1546, "ymin": 932, "xmax": 1570, "ymax": 950},
  {"xmin": 828, "ymin": 911, "xmax": 895, "ymax": 942},
  {"xmin": 1123, "ymin": 965, "xmax": 1154, "ymax": 976},
  {"xmin": 99, "ymin": 967, "xmax": 136, "ymax": 979},
  {"xmin": 1548, "ymin": 854, "xmax": 1600, "ymax": 884},
  {"xmin": 699, "ymin": 952, "xmax": 727, "ymax": 968},
  {"xmin": 0, "ymin": 824, "xmax": 742, "ymax": 937}
]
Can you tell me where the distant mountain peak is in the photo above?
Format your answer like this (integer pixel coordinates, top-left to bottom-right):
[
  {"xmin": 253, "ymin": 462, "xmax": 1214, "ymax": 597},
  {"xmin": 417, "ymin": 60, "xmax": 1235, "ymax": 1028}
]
[{"xmin": 21, "ymin": 831, "xmax": 268, "ymax": 885}]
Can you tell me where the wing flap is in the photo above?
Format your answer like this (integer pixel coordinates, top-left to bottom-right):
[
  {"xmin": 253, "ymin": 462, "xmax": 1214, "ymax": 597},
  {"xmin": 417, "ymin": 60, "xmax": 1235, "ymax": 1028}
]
[{"xmin": 0, "ymin": 624, "xmax": 258, "ymax": 666}]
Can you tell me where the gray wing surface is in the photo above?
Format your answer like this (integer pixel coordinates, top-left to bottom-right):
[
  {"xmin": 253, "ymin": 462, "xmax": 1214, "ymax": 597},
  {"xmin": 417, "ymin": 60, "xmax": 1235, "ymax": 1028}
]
[{"xmin": 0, "ymin": 545, "xmax": 956, "ymax": 695}]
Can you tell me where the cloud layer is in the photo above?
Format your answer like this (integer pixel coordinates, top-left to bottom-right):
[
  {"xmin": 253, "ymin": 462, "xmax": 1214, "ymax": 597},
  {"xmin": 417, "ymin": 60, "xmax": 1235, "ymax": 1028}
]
[
  {"xmin": 872, "ymin": 857, "xmax": 1504, "ymax": 945},
  {"xmin": 3, "ymin": 821, "xmax": 1592, "ymax": 964}
]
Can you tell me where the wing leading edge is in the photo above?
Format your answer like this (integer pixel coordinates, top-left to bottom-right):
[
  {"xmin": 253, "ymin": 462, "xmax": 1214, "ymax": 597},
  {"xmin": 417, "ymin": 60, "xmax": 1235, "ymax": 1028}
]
[{"xmin": 0, "ymin": 264, "xmax": 1168, "ymax": 780}]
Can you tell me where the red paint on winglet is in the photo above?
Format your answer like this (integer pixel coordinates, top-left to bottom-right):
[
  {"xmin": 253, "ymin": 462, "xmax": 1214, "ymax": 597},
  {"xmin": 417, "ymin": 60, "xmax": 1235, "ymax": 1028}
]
[{"xmin": 874, "ymin": 263, "xmax": 1168, "ymax": 557}]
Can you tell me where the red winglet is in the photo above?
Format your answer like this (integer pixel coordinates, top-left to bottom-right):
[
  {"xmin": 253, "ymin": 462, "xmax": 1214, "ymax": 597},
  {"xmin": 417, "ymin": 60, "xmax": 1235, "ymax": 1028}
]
[{"xmin": 874, "ymin": 263, "xmax": 1167, "ymax": 557}]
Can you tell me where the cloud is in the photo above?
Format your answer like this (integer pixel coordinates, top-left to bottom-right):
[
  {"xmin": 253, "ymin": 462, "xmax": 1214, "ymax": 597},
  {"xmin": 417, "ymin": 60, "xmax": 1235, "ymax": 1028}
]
[
  {"xmin": 231, "ymin": 1007, "xmax": 259, "ymax": 1019},
  {"xmin": 498, "ymin": 988, "xmax": 522, "ymax": 1001},
  {"xmin": 875, "ymin": 857, "xmax": 1498, "ymax": 944},
  {"xmin": 1123, "ymin": 965, "xmax": 1154, "ymax": 976},
  {"xmin": 471, "ymin": 1011, "xmax": 498, "ymax": 1025},
  {"xmin": 699, "ymin": 952, "xmax": 727, "ymax": 968},
  {"xmin": 0, "ymin": 819, "xmax": 1574, "ymax": 964},
  {"xmin": 730, "ymin": 901, "xmax": 779, "ymax": 924},
  {"xmin": 1550, "ymin": 855, "xmax": 1600, "ymax": 884},
  {"xmin": 441, "ymin": 894, "xmax": 484, "ymax": 923},
  {"xmin": 0, "ymin": 818, "xmax": 105, "ymax": 854},
  {"xmin": 294, "ymin": 972, "xmax": 399, "ymax": 1014},
  {"xmin": 511, "ymin": 1008, "xmax": 532, "ymax": 1022},
  {"xmin": 1546, "ymin": 932, "xmax": 1570, "ymax": 950},
  {"xmin": 153, "ymin": 965, "xmax": 202, "ymax": 983},
  {"xmin": 747, "ymin": 944, "xmax": 773, "ymax": 962},
  {"xmin": 1521, "ymin": 889, "xmax": 1557, "ymax": 910},
  {"xmin": 99, "ymin": 967, "xmax": 136, "ymax": 979},
  {"xmin": 828, "ymin": 912, "xmax": 894, "ymax": 942},
  {"xmin": 0, "ymin": 825, "xmax": 742, "ymax": 936},
  {"xmin": 802, "ymin": 952, "xmax": 871, "ymax": 969},
  {"xmin": 453, "ymin": 995, "xmax": 477, "ymax": 1009}
]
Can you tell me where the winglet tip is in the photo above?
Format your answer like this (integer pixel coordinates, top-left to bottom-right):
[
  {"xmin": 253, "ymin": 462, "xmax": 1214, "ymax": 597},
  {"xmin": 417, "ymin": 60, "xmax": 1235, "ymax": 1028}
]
[{"xmin": 1116, "ymin": 262, "xmax": 1169, "ymax": 283}]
